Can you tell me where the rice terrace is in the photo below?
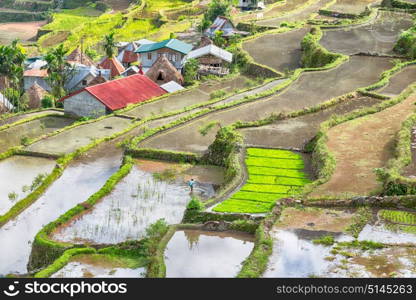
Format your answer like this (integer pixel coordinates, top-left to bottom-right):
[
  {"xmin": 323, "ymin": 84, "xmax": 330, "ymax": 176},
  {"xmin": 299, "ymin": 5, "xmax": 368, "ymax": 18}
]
[{"xmin": 1, "ymin": 0, "xmax": 416, "ymax": 288}]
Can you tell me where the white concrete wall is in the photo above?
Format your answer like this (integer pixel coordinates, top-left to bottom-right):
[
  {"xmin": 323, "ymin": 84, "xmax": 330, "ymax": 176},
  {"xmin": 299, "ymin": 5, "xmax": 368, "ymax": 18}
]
[{"xmin": 64, "ymin": 91, "xmax": 107, "ymax": 118}]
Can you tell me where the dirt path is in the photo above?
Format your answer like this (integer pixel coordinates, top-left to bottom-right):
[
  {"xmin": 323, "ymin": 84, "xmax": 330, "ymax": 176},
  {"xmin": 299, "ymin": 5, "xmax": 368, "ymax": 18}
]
[
  {"xmin": 243, "ymin": 27, "xmax": 308, "ymax": 73},
  {"xmin": 311, "ymin": 93, "xmax": 416, "ymax": 198}
]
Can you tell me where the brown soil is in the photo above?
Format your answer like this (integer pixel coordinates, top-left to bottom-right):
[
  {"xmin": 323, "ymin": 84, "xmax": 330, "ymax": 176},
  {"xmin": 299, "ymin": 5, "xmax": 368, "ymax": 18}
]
[
  {"xmin": 0, "ymin": 21, "xmax": 46, "ymax": 45},
  {"xmin": 377, "ymin": 65, "xmax": 416, "ymax": 97},
  {"xmin": 311, "ymin": 93, "xmax": 416, "ymax": 198},
  {"xmin": 103, "ymin": 0, "xmax": 132, "ymax": 11},
  {"xmin": 320, "ymin": 11, "xmax": 414, "ymax": 55},
  {"xmin": 240, "ymin": 95, "xmax": 382, "ymax": 149},
  {"xmin": 139, "ymin": 56, "xmax": 393, "ymax": 154},
  {"xmin": 243, "ymin": 27, "xmax": 308, "ymax": 72},
  {"xmin": 277, "ymin": 207, "xmax": 355, "ymax": 232},
  {"xmin": 256, "ymin": 0, "xmax": 333, "ymax": 27}
]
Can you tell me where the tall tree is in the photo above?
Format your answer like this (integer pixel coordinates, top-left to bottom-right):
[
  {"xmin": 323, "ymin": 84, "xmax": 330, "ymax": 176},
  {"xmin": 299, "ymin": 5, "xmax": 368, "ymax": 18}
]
[
  {"xmin": 103, "ymin": 32, "xmax": 117, "ymax": 58},
  {"xmin": 43, "ymin": 44, "xmax": 74, "ymax": 103}
]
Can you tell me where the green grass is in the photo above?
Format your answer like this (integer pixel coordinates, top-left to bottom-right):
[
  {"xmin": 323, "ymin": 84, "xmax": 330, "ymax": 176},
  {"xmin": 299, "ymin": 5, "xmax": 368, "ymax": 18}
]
[
  {"xmin": 145, "ymin": 0, "xmax": 188, "ymax": 12},
  {"xmin": 42, "ymin": 8, "xmax": 101, "ymax": 31},
  {"xmin": 214, "ymin": 148, "xmax": 311, "ymax": 213},
  {"xmin": 379, "ymin": 210, "xmax": 416, "ymax": 225}
]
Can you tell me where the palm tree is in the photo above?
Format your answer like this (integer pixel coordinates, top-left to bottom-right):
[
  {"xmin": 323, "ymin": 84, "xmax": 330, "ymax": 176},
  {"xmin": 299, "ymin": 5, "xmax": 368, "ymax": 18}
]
[{"xmin": 103, "ymin": 32, "xmax": 117, "ymax": 58}]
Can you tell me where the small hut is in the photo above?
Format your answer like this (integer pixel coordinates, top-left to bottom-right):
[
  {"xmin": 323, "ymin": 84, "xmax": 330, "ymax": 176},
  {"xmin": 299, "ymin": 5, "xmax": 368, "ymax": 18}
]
[
  {"xmin": 145, "ymin": 56, "xmax": 184, "ymax": 85},
  {"xmin": 26, "ymin": 82, "xmax": 48, "ymax": 109},
  {"xmin": 67, "ymin": 47, "xmax": 95, "ymax": 67},
  {"xmin": 99, "ymin": 57, "xmax": 125, "ymax": 78}
]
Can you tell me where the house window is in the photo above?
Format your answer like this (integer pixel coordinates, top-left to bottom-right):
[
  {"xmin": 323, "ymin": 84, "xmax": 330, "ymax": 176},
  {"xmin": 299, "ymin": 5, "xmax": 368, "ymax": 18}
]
[
  {"xmin": 82, "ymin": 79, "xmax": 87, "ymax": 86},
  {"xmin": 147, "ymin": 53, "xmax": 152, "ymax": 60},
  {"xmin": 172, "ymin": 54, "xmax": 177, "ymax": 62}
]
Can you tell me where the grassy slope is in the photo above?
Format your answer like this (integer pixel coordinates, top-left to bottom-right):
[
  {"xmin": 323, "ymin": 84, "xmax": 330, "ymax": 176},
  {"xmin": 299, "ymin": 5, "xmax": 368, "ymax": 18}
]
[{"xmin": 38, "ymin": 0, "xmax": 192, "ymax": 52}]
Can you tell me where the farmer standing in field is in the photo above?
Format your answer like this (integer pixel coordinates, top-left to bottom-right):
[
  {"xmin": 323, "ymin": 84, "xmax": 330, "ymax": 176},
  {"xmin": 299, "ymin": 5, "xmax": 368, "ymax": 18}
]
[{"xmin": 188, "ymin": 178, "xmax": 196, "ymax": 193}]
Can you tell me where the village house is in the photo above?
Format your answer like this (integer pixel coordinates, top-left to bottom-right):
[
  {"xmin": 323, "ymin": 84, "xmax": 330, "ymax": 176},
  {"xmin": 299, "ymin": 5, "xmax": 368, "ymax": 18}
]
[
  {"xmin": 205, "ymin": 16, "xmax": 249, "ymax": 38},
  {"xmin": 183, "ymin": 44, "xmax": 233, "ymax": 76},
  {"xmin": 238, "ymin": 0, "xmax": 265, "ymax": 10},
  {"xmin": 65, "ymin": 64, "xmax": 111, "ymax": 92},
  {"xmin": 23, "ymin": 69, "xmax": 50, "ymax": 92},
  {"xmin": 146, "ymin": 55, "xmax": 184, "ymax": 85},
  {"xmin": 98, "ymin": 56, "xmax": 125, "ymax": 79},
  {"xmin": 66, "ymin": 47, "xmax": 96, "ymax": 67},
  {"xmin": 135, "ymin": 38, "xmax": 193, "ymax": 72},
  {"xmin": 59, "ymin": 74, "xmax": 167, "ymax": 118},
  {"xmin": 24, "ymin": 82, "xmax": 48, "ymax": 109}
]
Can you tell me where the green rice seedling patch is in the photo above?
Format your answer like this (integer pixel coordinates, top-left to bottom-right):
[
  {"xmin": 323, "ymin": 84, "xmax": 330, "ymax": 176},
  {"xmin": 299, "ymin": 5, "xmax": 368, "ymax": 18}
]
[
  {"xmin": 214, "ymin": 148, "xmax": 311, "ymax": 213},
  {"xmin": 248, "ymin": 175, "xmax": 310, "ymax": 186},
  {"xmin": 249, "ymin": 166, "xmax": 309, "ymax": 178},
  {"xmin": 247, "ymin": 148, "xmax": 303, "ymax": 159},
  {"xmin": 245, "ymin": 157, "xmax": 305, "ymax": 169}
]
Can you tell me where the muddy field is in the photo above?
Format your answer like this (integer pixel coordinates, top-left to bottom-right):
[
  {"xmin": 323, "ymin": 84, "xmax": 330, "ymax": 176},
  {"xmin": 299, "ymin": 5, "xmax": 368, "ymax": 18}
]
[
  {"xmin": 0, "ymin": 21, "xmax": 46, "ymax": 45},
  {"xmin": 240, "ymin": 95, "xmax": 382, "ymax": 149},
  {"xmin": 243, "ymin": 28, "xmax": 308, "ymax": 72},
  {"xmin": 311, "ymin": 93, "xmax": 416, "ymax": 198},
  {"xmin": 0, "ymin": 146, "xmax": 122, "ymax": 276},
  {"xmin": 256, "ymin": 0, "xmax": 333, "ymax": 27},
  {"xmin": 0, "ymin": 116, "xmax": 75, "ymax": 153},
  {"xmin": 377, "ymin": 65, "xmax": 416, "ymax": 97},
  {"xmin": 139, "ymin": 56, "xmax": 393, "ymax": 153},
  {"xmin": 326, "ymin": 0, "xmax": 380, "ymax": 14},
  {"xmin": 320, "ymin": 11, "xmax": 414, "ymax": 55}
]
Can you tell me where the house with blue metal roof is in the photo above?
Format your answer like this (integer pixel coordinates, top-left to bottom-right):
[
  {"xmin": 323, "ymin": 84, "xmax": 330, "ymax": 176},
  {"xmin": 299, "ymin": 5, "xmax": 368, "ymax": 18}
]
[{"xmin": 135, "ymin": 39, "xmax": 193, "ymax": 71}]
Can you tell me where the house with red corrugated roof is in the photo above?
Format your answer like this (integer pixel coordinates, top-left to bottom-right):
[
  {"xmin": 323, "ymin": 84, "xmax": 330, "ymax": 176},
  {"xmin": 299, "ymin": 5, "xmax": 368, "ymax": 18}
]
[
  {"xmin": 98, "ymin": 57, "xmax": 125, "ymax": 78},
  {"xmin": 59, "ymin": 74, "xmax": 167, "ymax": 118}
]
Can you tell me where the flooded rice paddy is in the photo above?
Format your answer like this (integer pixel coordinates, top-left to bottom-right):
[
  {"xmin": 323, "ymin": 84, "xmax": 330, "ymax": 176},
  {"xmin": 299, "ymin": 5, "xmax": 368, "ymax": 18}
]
[
  {"xmin": 51, "ymin": 159, "xmax": 225, "ymax": 245},
  {"xmin": 0, "ymin": 156, "xmax": 55, "ymax": 215},
  {"xmin": 264, "ymin": 207, "xmax": 416, "ymax": 277},
  {"xmin": 164, "ymin": 229, "xmax": 254, "ymax": 278},
  {"xmin": 0, "ymin": 150, "xmax": 122, "ymax": 276}
]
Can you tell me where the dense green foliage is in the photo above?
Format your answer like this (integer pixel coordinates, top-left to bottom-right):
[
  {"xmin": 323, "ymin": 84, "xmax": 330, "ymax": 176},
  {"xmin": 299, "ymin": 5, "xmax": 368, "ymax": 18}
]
[
  {"xmin": 214, "ymin": 148, "xmax": 311, "ymax": 213},
  {"xmin": 301, "ymin": 27, "xmax": 345, "ymax": 68},
  {"xmin": 200, "ymin": 0, "xmax": 232, "ymax": 30},
  {"xmin": 394, "ymin": 24, "xmax": 416, "ymax": 59}
]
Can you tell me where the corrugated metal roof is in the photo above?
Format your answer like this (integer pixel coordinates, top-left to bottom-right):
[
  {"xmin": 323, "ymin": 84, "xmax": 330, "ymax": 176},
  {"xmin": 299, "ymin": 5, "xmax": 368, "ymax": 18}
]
[
  {"xmin": 61, "ymin": 74, "xmax": 167, "ymax": 111},
  {"xmin": 135, "ymin": 39, "xmax": 193, "ymax": 55},
  {"xmin": 160, "ymin": 81, "xmax": 185, "ymax": 93},
  {"xmin": 184, "ymin": 44, "xmax": 233, "ymax": 63},
  {"xmin": 65, "ymin": 65, "xmax": 111, "ymax": 91},
  {"xmin": 0, "ymin": 91, "xmax": 14, "ymax": 111}
]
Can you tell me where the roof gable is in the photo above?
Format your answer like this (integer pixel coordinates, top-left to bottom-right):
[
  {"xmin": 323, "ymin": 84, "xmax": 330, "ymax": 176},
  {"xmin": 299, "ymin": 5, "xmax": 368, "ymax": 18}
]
[
  {"xmin": 185, "ymin": 44, "xmax": 233, "ymax": 63},
  {"xmin": 136, "ymin": 39, "xmax": 193, "ymax": 55}
]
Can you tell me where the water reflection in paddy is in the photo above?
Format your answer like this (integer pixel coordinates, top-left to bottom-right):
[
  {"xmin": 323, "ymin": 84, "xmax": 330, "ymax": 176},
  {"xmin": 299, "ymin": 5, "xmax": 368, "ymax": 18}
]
[
  {"xmin": 165, "ymin": 230, "xmax": 254, "ymax": 278},
  {"xmin": 0, "ymin": 156, "xmax": 55, "ymax": 215},
  {"xmin": 52, "ymin": 160, "xmax": 224, "ymax": 245},
  {"xmin": 0, "ymin": 150, "xmax": 122, "ymax": 276}
]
